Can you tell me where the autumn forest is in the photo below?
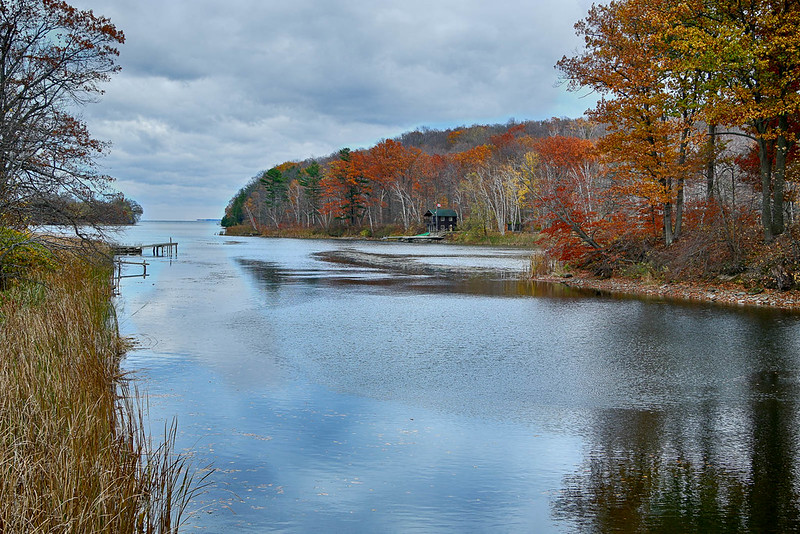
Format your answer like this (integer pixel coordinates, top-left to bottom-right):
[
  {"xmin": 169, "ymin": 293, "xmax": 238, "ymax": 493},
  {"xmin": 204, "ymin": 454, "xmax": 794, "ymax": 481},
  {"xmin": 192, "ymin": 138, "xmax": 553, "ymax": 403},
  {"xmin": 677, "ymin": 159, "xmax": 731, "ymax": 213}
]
[{"xmin": 224, "ymin": 0, "xmax": 800, "ymax": 289}]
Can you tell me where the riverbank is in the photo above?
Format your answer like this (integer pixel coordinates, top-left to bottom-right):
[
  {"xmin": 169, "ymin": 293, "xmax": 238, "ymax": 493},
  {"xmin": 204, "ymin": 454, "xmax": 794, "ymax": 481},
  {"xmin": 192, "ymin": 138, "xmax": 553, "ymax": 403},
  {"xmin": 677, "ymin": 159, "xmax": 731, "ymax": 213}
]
[
  {"xmin": 0, "ymin": 253, "xmax": 195, "ymax": 531},
  {"xmin": 531, "ymin": 272, "xmax": 800, "ymax": 311},
  {"xmin": 317, "ymin": 248, "xmax": 800, "ymax": 312},
  {"xmin": 224, "ymin": 223, "xmax": 539, "ymax": 247},
  {"xmin": 227, "ymin": 226, "xmax": 800, "ymax": 311}
]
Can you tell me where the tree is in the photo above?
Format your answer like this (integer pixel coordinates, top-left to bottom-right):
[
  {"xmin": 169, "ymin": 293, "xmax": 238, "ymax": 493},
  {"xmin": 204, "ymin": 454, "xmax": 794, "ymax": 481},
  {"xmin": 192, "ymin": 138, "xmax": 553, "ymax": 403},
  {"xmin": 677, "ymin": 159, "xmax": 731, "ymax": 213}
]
[
  {"xmin": 521, "ymin": 136, "xmax": 613, "ymax": 259},
  {"xmin": 24, "ymin": 191, "xmax": 141, "ymax": 225},
  {"xmin": 0, "ymin": 0, "xmax": 124, "ymax": 230},
  {"xmin": 558, "ymin": 0, "xmax": 709, "ymax": 246},
  {"xmin": 452, "ymin": 145, "xmax": 493, "ymax": 232},
  {"xmin": 299, "ymin": 161, "xmax": 322, "ymax": 226},
  {"xmin": 259, "ymin": 166, "xmax": 288, "ymax": 227},
  {"xmin": 560, "ymin": 0, "xmax": 800, "ymax": 243},
  {"xmin": 362, "ymin": 139, "xmax": 422, "ymax": 230},
  {"xmin": 322, "ymin": 148, "xmax": 370, "ymax": 226},
  {"xmin": 461, "ymin": 160, "xmax": 526, "ymax": 235},
  {"xmin": 222, "ymin": 178, "xmax": 259, "ymax": 227},
  {"xmin": 675, "ymin": 0, "xmax": 800, "ymax": 239}
]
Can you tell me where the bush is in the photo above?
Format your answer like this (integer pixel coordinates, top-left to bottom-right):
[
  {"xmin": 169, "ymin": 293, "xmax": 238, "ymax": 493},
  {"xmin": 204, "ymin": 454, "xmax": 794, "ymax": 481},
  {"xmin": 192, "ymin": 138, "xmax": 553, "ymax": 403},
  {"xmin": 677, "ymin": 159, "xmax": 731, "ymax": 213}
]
[
  {"xmin": 0, "ymin": 227, "xmax": 57, "ymax": 289},
  {"xmin": 741, "ymin": 224, "xmax": 800, "ymax": 291},
  {"xmin": 223, "ymin": 224, "xmax": 258, "ymax": 236}
]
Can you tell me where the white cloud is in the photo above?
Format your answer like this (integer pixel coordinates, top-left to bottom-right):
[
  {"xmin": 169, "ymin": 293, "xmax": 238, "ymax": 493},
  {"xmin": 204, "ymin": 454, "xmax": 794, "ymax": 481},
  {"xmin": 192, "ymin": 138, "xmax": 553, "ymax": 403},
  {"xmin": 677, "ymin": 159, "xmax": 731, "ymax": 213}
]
[{"xmin": 73, "ymin": 0, "xmax": 595, "ymax": 219}]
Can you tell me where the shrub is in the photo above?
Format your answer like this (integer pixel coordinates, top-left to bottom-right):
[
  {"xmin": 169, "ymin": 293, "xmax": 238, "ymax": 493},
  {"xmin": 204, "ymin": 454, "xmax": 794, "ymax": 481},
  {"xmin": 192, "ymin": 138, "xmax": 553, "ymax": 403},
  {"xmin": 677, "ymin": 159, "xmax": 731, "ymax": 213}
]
[
  {"xmin": 0, "ymin": 227, "xmax": 57, "ymax": 289},
  {"xmin": 222, "ymin": 224, "xmax": 257, "ymax": 236}
]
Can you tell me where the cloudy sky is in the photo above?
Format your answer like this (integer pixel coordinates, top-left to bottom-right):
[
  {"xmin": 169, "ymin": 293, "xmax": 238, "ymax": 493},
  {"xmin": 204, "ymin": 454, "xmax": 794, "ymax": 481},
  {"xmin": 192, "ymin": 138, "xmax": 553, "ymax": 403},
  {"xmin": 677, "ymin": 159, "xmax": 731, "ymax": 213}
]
[{"xmin": 73, "ymin": 0, "xmax": 595, "ymax": 220}]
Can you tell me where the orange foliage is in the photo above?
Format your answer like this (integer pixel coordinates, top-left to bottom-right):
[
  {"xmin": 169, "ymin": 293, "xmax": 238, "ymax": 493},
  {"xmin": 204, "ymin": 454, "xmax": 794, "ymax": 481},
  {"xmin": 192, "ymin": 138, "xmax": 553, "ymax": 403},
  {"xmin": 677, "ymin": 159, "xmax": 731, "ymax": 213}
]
[
  {"xmin": 361, "ymin": 139, "xmax": 421, "ymax": 187},
  {"xmin": 321, "ymin": 150, "xmax": 370, "ymax": 224},
  {"xmin": 489, "ymin": 124, "xmax": 526, "ymax": 150},
  {"xmin": 275, "ymin": 161, "xmax": 298, "ymax": 173},
  {"xmin": 532, "ymin": 135, "xmax": 597, "ymax": 172},
  {"xmin": 557, "ymin": 0, "xmax": 708, "ymax": 244},
  {"xmin": 453, "ymin": 145, "xmax": 491, "ymax": 174},
  {"xmin": 447, "ymin": 130, "xmax": 464, "ymax": 145}
]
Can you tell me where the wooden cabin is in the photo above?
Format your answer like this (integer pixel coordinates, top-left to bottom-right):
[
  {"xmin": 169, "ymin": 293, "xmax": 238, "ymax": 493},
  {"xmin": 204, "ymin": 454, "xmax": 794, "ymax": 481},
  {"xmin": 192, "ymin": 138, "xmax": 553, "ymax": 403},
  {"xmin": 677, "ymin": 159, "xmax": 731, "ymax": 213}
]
[{"xmin": 424, "ymin": 208, "xmax": 458, "ymax": 232}]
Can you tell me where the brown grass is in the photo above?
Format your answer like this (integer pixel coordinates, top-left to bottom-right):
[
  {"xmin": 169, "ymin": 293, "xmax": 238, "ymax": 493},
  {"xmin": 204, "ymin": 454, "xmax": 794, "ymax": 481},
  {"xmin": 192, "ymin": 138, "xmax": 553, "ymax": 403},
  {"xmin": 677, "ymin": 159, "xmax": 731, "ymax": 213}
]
[
  {"xmin": 0, "ymin": 256, "xmax": 204, "ymax": 532},
  {"xmin": 527, "ymin": 252, "xmax": 569, "ymax": 277}
]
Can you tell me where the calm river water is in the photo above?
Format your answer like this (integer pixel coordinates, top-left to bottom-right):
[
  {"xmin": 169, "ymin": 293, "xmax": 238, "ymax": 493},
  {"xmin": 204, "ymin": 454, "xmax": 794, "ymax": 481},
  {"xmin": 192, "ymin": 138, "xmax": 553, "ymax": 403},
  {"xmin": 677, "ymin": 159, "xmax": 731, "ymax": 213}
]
[{"xmin": 114, "ymin": 221, "xmax": 800, "ymax": 533}]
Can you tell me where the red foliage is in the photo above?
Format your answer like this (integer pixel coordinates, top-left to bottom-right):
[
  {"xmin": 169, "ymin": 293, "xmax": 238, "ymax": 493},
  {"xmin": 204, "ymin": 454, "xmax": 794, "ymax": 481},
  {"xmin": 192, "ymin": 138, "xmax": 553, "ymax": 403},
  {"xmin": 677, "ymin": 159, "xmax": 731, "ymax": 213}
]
[
  {"xmin": 735, "ymin": 141, "xmax": 800, "ymax": 195},
  {"xmin": 527, "ymin": 136, "xmax": 610, "ymax": 261},
  {"xmin": 321, "ymin": 150, "xmax": 370, "ymax": 224}
]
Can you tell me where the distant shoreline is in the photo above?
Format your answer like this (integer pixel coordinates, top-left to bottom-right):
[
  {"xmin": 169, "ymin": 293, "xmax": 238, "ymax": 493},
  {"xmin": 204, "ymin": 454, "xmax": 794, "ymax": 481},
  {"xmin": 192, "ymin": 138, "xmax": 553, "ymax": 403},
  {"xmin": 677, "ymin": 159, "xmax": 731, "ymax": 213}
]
[{"xmin": 138, "ymin": 219, "xmax": 221, "ymax": 223}]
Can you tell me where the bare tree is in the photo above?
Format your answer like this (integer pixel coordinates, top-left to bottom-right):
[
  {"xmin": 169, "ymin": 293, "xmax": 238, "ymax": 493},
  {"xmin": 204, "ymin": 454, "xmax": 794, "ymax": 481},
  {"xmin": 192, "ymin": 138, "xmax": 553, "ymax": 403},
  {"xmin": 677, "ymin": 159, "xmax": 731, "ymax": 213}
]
[
  {"xmin": 0, "ymin": 0, "xmax": 124, "ymax": 229},
  {"xmin": 0, "ymin": 0, "xmax": 124, "ymax": 284}
]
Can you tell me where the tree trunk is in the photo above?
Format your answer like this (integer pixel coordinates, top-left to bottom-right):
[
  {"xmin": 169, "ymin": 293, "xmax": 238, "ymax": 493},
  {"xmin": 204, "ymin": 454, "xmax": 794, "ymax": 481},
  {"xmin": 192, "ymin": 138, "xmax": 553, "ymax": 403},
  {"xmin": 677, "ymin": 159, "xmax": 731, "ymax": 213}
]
[
  {"xmin": 706, "ymin": 123, "xmax": 716, "ymax": 200},
  {"xmin": 675, "ymin": 183, "xmax": 684, "ymax": 240},
  {"xmin": 772, "ymin": 114, "xmax": 788, "ymax": 237},
  {"xmin": 664, "ymin": 202, "xmax": 674, "ymax": 246},
  {"xmin": 243, "ymin": 204, "xmax": 258, "ymax": 232},
  {"xmin": 674, "ymin": 127, "xmax": 689, "ymax": 241},
  {"xmin": 758, "ymin": 137, "xmax": 774, "ymax": 241}
]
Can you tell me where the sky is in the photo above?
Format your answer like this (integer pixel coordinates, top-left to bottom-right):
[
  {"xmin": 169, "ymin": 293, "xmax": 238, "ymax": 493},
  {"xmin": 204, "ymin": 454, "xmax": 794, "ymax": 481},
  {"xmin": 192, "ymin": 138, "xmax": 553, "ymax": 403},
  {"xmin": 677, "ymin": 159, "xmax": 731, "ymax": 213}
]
[{"xmin": 73, "ymin": 0, "xmax": 596, "ymax": 220}]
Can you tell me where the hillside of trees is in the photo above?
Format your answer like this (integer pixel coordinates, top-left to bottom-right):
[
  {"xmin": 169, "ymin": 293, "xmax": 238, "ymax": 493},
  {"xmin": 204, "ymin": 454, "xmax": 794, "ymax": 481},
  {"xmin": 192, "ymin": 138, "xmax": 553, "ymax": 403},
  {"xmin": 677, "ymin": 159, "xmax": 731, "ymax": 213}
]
[
  {"xmin": 224, "ymin": 0, "xmax": 800, "ymax": 290},
  {"xmin": 221, "ymin": 117, "xmax": 595, "ymax": 235}
]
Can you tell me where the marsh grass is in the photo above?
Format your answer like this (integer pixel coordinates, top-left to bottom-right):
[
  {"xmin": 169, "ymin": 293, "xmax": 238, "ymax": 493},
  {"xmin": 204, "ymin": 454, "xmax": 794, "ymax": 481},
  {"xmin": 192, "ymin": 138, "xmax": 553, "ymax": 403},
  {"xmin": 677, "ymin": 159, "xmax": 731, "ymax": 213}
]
[
  {"xmin": 528, "ymin": 252, "xmax": 568, "ymax": 277},
  {"xmin": 0, "ymin": 255, "xmax": 204, "ymax": 532}
]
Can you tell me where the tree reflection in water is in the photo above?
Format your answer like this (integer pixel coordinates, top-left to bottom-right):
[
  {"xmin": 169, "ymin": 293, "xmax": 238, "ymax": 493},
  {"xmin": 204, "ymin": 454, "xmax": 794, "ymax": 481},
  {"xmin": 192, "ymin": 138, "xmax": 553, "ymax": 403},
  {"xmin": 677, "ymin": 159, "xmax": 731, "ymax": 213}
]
[{"xmin": 553, "ymin": 327, "xmax": 800, "ymax": 532}]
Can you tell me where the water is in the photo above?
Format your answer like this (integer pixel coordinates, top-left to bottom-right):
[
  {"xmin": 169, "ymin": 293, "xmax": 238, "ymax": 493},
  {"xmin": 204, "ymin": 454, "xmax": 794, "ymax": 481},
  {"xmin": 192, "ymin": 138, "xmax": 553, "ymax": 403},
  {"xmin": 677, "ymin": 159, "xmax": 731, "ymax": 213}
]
[{"xmin": 114, "ymin": 221, "xmax": 800, "ymax": 532}]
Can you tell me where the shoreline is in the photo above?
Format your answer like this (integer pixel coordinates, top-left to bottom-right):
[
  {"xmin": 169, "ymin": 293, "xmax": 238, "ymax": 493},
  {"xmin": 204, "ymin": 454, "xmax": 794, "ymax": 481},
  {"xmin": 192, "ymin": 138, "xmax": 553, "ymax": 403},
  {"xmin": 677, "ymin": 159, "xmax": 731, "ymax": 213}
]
[
  {"xmin": 0, "ymin": 255, "xmax": 193, "ymax": 530},
  {"xmin": 317, "ymin": 248, "xmax": 800, "ymax": 312},
  {"xmin": 229, "ymin": 229, "xmax": 800, "ymax": 312},
  {"xmin": 532, "ymin": 272, "xmax": 800, "ymax": 312}
]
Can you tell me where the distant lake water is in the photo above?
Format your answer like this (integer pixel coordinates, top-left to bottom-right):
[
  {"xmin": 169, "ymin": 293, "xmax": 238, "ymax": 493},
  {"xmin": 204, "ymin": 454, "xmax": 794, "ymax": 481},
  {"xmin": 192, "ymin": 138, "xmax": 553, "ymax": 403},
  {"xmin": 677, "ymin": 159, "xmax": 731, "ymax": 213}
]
[{"xmin": 114, "ymin": 221, "xmax": 800, "ymax": 532}]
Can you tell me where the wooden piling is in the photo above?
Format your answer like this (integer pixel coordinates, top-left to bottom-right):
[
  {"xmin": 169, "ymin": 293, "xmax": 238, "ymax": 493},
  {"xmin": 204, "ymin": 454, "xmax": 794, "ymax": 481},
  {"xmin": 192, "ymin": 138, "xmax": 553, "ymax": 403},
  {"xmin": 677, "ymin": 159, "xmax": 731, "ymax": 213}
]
[{"xmin": 112, "ymin": 239, "xmax": 178, "ymax": 257}]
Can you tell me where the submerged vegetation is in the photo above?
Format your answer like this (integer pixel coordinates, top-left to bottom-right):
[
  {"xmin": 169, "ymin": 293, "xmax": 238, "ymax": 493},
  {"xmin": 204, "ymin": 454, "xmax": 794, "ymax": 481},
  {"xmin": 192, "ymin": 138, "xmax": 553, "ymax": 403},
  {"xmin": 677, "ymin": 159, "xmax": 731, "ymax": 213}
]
[{"xmin": 0, "ymin": 253, "xmax": 200, "ymax": 532}]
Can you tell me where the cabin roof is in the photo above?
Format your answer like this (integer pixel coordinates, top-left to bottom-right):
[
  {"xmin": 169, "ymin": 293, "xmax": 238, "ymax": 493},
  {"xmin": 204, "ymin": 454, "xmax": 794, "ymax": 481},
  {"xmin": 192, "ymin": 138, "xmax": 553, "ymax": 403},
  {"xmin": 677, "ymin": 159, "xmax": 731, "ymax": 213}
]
[{"xmin": 424, "ymin": 208, "xmax": 457, "ymax": 217}]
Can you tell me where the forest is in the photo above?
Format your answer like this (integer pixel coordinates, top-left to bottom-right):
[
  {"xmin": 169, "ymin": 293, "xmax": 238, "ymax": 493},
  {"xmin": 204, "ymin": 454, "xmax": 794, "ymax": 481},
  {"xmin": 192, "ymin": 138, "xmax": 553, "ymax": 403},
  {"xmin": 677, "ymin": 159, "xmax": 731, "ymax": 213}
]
[
  {"xmin": 28, "ymin": 193, "xmax": 143, "ymax": 226},
  {"xmin": 223, "ymin": 0, "xmax": 799, "ymax": 290}
]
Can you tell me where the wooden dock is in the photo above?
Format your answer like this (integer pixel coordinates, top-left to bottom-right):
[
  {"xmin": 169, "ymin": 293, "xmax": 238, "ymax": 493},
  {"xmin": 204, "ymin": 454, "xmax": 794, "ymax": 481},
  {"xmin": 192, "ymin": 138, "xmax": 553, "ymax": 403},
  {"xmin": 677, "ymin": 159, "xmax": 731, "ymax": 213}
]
[
  {"xmin": 111, "ymin": 258, "xmax": 149, "ymax": 294},
  {"xmin": 111, "ymin": 245, "xmax": 144, "ymax": 255},
  {"xmin": 111, "ymin": 238, "xmax": 178, "ymax": 257},
  {"xmin": 150, "ymin": 239, "xmax": 178, "ymax": 256}
]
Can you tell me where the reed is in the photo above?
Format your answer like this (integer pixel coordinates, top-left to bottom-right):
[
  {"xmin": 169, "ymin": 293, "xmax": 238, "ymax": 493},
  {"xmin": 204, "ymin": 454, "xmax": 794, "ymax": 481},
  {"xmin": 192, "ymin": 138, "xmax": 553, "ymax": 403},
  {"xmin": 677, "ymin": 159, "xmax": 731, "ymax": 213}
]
[
  {"xmin": 528, "ymin": 252, "xmax": 556, "ymax": 276},
  {"xmin": 0, "ymin": 255, "xmax": 202, "ymax": 532}
]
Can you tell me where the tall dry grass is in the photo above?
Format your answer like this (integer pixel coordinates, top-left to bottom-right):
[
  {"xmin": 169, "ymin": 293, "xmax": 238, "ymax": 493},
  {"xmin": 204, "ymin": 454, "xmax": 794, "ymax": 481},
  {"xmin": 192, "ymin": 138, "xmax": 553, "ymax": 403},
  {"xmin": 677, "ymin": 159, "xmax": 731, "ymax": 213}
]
[
  {"xmin": 0, "ymin": 256, "xmax": 202, "ymax": 532},
  {"xmin": 528, "ymin": 252, "xmax": 567, "ymax": 277}
]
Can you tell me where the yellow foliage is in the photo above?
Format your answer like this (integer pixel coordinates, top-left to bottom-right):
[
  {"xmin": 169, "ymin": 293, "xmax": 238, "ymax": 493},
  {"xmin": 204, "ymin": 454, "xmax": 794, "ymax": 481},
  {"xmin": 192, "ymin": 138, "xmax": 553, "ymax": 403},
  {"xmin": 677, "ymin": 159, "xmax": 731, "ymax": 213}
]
[{"xmin": 0, "ymin": 228, "xmax": 57, "ymax": 288}]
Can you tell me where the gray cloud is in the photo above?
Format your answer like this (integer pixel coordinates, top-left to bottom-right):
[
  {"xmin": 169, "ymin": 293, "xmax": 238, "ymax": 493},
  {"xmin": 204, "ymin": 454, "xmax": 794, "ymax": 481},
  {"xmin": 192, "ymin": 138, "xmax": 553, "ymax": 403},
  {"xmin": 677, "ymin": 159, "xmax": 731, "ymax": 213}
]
[{"xmin": 73, "ymin": 0, "xmax": 595, "ymax": 219}]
